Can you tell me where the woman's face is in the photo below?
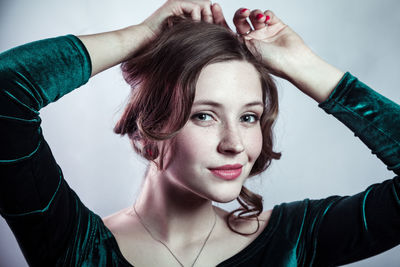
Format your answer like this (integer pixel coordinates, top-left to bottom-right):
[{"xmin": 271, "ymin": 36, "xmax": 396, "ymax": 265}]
[{"xmin": 163, "ymin": 60, "xmax": 264, "ymax": 203}]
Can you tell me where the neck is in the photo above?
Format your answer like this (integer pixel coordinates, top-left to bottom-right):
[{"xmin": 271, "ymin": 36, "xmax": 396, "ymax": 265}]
[{"xmin": 133, "ymin": 163, "xmax": 218, "ymax": 247}]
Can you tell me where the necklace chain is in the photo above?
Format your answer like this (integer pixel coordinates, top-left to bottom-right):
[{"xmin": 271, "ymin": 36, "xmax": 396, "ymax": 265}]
[{"xmin": 133, "ymin": 204, "xmax": 217, "ymax": 267}]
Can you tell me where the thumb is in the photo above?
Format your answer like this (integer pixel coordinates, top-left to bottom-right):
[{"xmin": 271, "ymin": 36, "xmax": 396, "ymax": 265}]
[{"xmin": 244, "ymin": 38, "xmax": 260, "ymax": 56}]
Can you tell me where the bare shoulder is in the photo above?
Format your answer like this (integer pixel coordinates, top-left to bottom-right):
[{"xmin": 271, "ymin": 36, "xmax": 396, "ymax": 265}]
[
  {"xmin": 101, "ymin": 207, "xmax": 274, "ymax": 266},
  {"xmin": 102, "ymin": 207, "xmax": 141, "ymax": 236},
  {"xmin": 102, "ymin": 207, "xmax": 273, "ymax": 243},
  {"xmin": 102, "ymin": 208, "xmax": 127, "ymax": 228},
  {"xmin": 260, "ymin": 209, "xmax": 273, "ymax": 221},
  {"xmin": 103, "ymin": 207, "xmax": 273, "ymax": 234}
]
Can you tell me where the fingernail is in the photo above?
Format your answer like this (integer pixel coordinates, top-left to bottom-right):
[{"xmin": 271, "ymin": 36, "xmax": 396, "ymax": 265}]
[
  {"xmin": 256, "ymin": 14, "xmax": 264, "ymax": 20},
  {"xmin": 240, "ymin": 8, "xmax": 248, "ymax": 14},
  {"xmin": 266, "ymin": 15, "xmax": 271, "ymax": 21}
]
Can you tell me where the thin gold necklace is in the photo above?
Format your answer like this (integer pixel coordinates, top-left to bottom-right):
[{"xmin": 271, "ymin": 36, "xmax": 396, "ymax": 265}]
[{"xmin": 133, "ymin": 204, "xmax": 217, "ymax": 267}]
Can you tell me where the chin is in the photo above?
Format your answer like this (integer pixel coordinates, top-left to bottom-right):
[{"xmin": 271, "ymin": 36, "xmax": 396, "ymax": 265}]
[
  {"xmin": 207, "ymin": 185, "xmax": 243, "ymax": 204},
  {"xmin": 213, "ymin": 196, "xmax": 238, "ymax": 204}
]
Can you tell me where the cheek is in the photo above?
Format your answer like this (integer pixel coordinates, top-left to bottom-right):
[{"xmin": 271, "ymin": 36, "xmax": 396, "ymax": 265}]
[
  {"xmin": 171, "ymin": 127, "xmax": 217, "ymax": 165},
  {"xmin": 244, "ymin": 127, "xmax": 263, "ymax": 162}
]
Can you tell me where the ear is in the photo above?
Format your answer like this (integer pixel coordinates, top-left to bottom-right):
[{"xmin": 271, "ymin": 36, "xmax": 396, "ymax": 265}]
[
  {"xmin": 130, "ymin": 137, "xmax": 144, "ymax": 151},
  {"xmin": 138, "ymin": 138, "xmax": 160, "ymax": 162}
]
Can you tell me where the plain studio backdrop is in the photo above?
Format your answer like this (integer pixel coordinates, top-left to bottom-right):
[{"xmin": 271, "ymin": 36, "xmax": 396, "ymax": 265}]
[{"xmin": 1, "ymin": 0, "xmax": 399, "ymax": 266}]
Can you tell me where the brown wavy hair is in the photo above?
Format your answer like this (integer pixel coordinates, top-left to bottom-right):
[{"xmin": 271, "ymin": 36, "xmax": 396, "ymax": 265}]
[{"xmin": 114, "ymin": 17, "xmax": 281, "ymax": 235}]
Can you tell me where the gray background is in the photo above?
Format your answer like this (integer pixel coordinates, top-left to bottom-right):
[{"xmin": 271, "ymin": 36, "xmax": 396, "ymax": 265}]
[{"xmin": 1, "ymin": 0, "xmax": 399, "ymax": 266}]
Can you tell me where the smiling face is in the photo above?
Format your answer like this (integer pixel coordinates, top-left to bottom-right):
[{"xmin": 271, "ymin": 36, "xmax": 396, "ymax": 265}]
[{"xmin": 162, "ymin": 60, "xmax": 264, "ymax": 203}]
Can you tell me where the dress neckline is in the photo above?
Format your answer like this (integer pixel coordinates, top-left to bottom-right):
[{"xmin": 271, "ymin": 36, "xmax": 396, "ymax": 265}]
[{"xmin": 103, "ymin": 205, "xmax": 280, "ymax": 266}]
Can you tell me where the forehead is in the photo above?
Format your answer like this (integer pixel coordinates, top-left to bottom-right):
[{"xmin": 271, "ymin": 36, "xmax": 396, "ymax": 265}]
[{"xmin": 194, "ymin": 60, "xmax": 263, "ymax": 105}]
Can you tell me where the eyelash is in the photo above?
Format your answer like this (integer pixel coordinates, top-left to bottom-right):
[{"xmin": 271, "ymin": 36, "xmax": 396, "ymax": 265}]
[
  {"xmin": 240, "ymin": 114, "xmax": 260, "ymax": 123},
  {"xmin": 191, "ymin": 113, "xmax": 260, "ymax": 124}
]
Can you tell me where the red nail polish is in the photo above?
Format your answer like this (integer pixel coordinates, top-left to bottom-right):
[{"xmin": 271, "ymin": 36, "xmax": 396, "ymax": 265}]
[
  {"xmin": 266, "ymin": 15, "xmax": 271, "ymax": 21},
  {"xmin": 240, "ymin": 8, "xmax": 248, "ymax": 14},
  {"xmin": 256, "ymin": 14, "xmax": 264, "ymax": 20}
]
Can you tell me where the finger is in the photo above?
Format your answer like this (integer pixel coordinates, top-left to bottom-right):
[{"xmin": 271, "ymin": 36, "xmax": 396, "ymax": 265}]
[
  {"xmin": 200, "ymin": 0, "xmax": 214, "ymax": 23},
  {"xmin": 263, "ymin": 10, "xmax": 282, "ymax": 26},
  {"xmin": 243, "ymin": 38, "xmax": 258, "ymax": 55},
  {"xmin": 249, "ymin": 9, "xmax": 267, "ymax": 30},
  {"xmin": 211, "ymin": 3, "xmax": 230, "ymax": 29},
  {"xmin": 180, "ymin": 2, "xmax": 202, "ymax": 21},
  {"xmin": 233, "ymin": 8, "xmax": 251, "ymax": 35}
]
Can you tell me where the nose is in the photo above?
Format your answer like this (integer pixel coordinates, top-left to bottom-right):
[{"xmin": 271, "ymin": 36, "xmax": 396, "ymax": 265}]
[{"xmin": 217, "ymin": 125, "xmax": 245, "ymax": 155}]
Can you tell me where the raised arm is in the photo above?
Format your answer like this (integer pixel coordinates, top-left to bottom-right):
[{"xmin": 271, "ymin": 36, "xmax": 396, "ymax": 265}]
[
  {"xmin": 312, "ymin": 72, "xmax": 400, "ymax": 265},
  {"xmin": 232, "ymin": 7, "xmax": 399, "ymax": 173},
  {"xmin": 0, "ymin": 1, "xmax": 227, "ymax": 265},
  {"xmin": 0, "ymin": 33, "xmax": 93, "ymax": 267},
  {"xmin": 231, "ymin": 7, "xmax": 400, "ymax": 266},
  {"xmin": 231, "ymin": 7, "xmax": 400, "ymax": 180},
  {"xmin": 79, "ymin": 0, "xmax": 227, "ymax": 76}
]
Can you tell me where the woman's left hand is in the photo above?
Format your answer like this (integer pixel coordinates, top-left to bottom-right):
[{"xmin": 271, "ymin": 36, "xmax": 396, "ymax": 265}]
[
  {"xmin": 232, "ymin": 8, "xmax": 345, "ymax": 103},
  {"xmin": 233, "ymin": 9, "xmax": 310, "ymax": 79}
]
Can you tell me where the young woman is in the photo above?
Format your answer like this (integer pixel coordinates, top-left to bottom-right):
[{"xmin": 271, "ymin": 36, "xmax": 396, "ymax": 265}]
[{"xmin": 1, "ymin": 0, "xmax": 399, "ymax": 266}]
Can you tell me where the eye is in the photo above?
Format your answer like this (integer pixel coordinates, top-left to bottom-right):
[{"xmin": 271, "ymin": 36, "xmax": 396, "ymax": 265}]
[
  {"xmin": 240, "ymin": 114, "xmax": 259, "ymax": 123},
  {"xmin": 192, "ymin": 113, "xmax": 214, "ymax": 121}
]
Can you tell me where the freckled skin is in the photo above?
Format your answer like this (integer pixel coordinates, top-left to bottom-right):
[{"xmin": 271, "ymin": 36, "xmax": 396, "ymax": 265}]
[{"xmin": 163, "ymin": 60, "xmax": 264, "ymax": 203}]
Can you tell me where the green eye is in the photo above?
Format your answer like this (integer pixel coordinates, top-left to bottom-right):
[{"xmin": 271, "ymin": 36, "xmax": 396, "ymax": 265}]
[
  {"xmin": 193, "ymin": 113, "xmax": 213, "ymax": 121},
  {"xmin": 241, "ymin": 114, "xmax": 259, "ymax": 123}
]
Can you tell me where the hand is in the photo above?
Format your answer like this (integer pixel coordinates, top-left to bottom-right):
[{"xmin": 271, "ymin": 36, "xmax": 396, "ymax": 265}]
[
  {"xmin": 141, "ymin": 0, "xmax": 228, "ymax": 42},
  {"xmin": 79, "ymin": 0, "xmax": 229, "ymax": 77},
  {"xmin": 233, "ymin": 9, "xmax": 311, "ymax": 79},
  {"xmin": 233, "ymin": 9, "xmax": 344, "ymax": 103}
]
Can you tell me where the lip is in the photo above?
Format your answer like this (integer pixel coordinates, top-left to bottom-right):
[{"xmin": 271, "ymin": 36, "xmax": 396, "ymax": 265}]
[{"xmin": 209, "ymin": 164, "xmax": 243, "ymax": 180}]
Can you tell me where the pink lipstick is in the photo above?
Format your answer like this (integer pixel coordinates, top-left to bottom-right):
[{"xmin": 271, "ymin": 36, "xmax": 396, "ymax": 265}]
[{"xmin": 209, "ymin": 164, "xmax": 243, "ymax": 180}]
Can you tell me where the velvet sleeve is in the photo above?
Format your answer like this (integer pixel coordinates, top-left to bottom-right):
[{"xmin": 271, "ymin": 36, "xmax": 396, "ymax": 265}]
[
  {"xmin": 309, "ymin": 72, "xmax": 400, "ymax": 266},
  {"xmin": 0, "ymin": 35, "xmax": 92, "ymax": 266}
]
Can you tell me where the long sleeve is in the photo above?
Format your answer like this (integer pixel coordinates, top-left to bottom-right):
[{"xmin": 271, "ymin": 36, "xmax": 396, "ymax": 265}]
[
  {"xmin": 309, "ymin": 72, "xmax": 400, "ymax": 266},
  {"xmin": 319, "ymin": 72, "xmax": 400, "ymax": 175},
  {"xmin": 0, "ymin": 35, "xmax": 91, "ymax": 163},
  {"xmin": 215, "ymin": 73, "xmax": 400, "ymax": 267},
  {"xmin": 0, "ymin": 35, "xmax": 92, "ymax": 266}
]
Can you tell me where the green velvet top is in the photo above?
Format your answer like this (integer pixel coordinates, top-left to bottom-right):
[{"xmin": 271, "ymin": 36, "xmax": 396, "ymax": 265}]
[{"xmin": 0, "ymin": 35, "xmax": 399, "ymax": 267}]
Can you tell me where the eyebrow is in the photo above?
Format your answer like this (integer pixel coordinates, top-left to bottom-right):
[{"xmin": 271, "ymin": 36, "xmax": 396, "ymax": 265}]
[{"xmin": 193, "ymin": 100, "xmax": 264, "ymax": 108}]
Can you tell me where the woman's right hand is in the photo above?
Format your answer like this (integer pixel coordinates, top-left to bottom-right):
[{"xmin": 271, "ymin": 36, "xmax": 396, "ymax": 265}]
[
  {"xmin": 80, "ymin": 0, "xmax": 228, "ymax": 77},
  {"xmin": 140, "ymin": 0, "xmax": 227, "ymax": 42}
]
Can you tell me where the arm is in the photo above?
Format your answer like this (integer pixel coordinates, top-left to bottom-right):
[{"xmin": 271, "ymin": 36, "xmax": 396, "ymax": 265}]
[
  {"xmin": 311, "ymin": 72, "xmax": 400, "ymax": 265},
  {"xmin": 78, "ymin": 24, "xmax": 151, "ymax": 77},
  {"xmin": 79, "ymin": 0, "xmax": 223, "ymax": 77},
  {"xmin": 0, "ymin": 35, "xmax": 92, "ymax": 266},
  {"xmin": 0, "ymin": 1, "xmax": 226, "ymax": 265},
  {"xmin": 232, "ymin": 9, "xmax": 345, "ymax": 103},
  {"xmin": 231, "ymin": 8, "xmax": 400, "ymax": 265},
  {"xmin": 281, "ymin": 50, "xmax": 345, "ymax": 104}
]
